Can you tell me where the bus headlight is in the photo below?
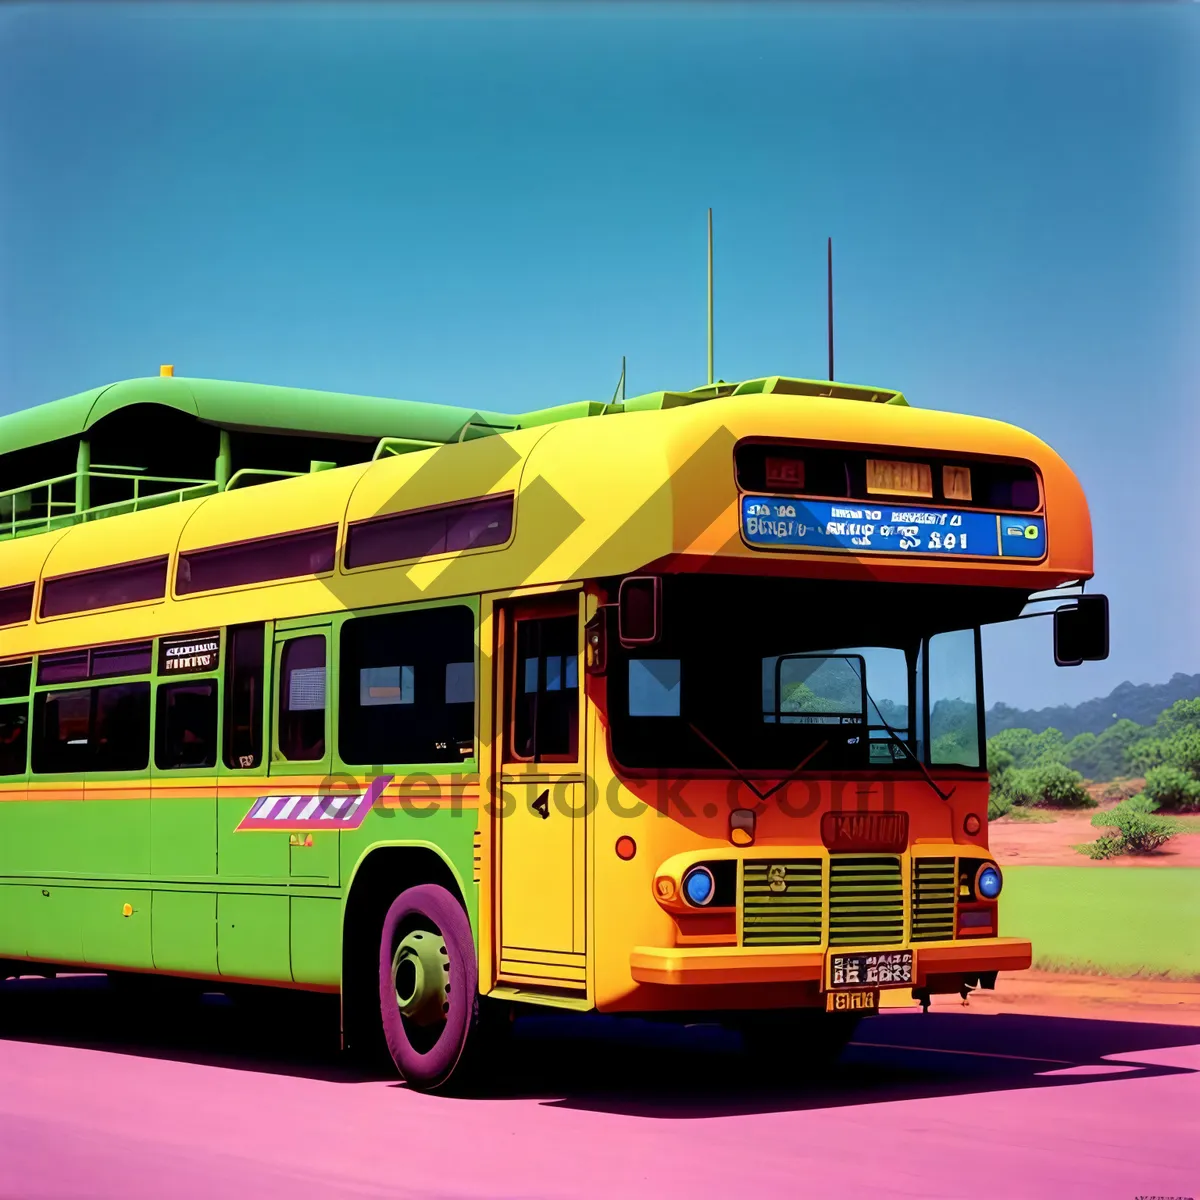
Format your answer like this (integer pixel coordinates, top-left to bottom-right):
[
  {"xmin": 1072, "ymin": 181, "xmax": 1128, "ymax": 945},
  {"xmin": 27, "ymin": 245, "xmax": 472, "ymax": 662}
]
[
  {"xmin": 682, "ymin": 865, "xmax": 716, "ymax": 907},
  {"xmin": 976, "ymin": 863, "xmax": 1003, "ymax": 900}
]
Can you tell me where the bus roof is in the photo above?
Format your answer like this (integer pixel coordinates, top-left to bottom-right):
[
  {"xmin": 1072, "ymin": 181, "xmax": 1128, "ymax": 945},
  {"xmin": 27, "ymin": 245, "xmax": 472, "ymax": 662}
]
[
  {"xmin": 0, "ymin": 381, "xmax": 1094, "ymax": 656},
  {"xmin": 0, "ymin": 372, "xmax": 908, "ymax": 456}
]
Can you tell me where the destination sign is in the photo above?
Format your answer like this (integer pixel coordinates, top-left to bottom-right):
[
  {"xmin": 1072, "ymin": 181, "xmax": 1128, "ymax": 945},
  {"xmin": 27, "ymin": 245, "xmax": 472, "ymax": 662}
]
[
  {"xmin": 740, "ymin": 496, "xmax": 1046, "ymax": 559},
  {"xmin": 159, "ymin": 631, "xmax": 221, "ymax": 675}
]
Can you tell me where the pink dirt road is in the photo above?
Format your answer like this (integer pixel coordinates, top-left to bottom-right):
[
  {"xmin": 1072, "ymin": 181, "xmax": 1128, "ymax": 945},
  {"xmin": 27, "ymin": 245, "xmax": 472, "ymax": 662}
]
[{"xmin": 0, "ymin": 977, "xmax": 1196, "ymax": 1199}]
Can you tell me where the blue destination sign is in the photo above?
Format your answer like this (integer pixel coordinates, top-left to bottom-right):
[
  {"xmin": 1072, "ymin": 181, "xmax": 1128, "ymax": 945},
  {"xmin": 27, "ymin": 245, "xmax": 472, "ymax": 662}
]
[{"xmin": 741, "ymin": 496, "xmax": 1046, "ymax": 559}]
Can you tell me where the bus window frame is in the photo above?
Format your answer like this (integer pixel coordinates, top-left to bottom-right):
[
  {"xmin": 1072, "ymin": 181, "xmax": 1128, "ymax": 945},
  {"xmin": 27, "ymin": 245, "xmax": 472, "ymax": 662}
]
[
  {"xmin": 0, "ymin": 658, "xmax": 33, "ymax": 782},
  {"xmin": 28, "ymin": 638, "xmax": 156, "ymax": 782},
  {"xmin": 330, "ymin": 596, "xmax": 481, "ymax": 780},
  {"xmin": 270, "ymin": 622, "xmax": 333, "ymax": 777},
  {"xmin": 501, "ymin": 594, "xmax": 584, "ymax": 771},
  {"xmin": 220, "ymin": 622, "xmax": 270, "ymax": 777},
  {"xmin": 151, "ymin": 630, "xmax": 225, "ymax": 779}
]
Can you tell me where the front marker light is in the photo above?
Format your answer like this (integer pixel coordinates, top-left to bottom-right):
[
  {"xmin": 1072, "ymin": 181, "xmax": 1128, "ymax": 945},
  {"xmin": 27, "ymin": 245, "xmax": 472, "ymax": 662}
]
[
  {"xmin": 682, "ymin": 865, "xmax": 716, "ymax": 907},
  {"xmin": 977, "ymin": 864, "xmax": 1003, "ymax": 899}
]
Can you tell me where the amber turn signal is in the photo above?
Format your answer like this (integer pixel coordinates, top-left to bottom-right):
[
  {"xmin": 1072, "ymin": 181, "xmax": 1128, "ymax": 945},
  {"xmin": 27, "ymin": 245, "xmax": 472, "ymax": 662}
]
[
  {"xmin": 963, "ymin": 813, "xmax": 981, "ymax": 836},
  {"xmin": 615, "ymin": 835, "xmax": 637, "ymax": 861}
]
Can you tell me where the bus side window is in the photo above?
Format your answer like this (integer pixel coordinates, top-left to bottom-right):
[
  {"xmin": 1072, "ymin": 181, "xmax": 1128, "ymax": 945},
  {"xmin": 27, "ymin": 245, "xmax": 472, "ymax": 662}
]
[
  {"xmin": 156, "ymin": 680, "xmax": 218, "ymax": 771},
  {"xmin": 278, "ymin": 635, "xmax": 327, "ymax": 762},
  {"xmin": 0, "ymin": 701, "xmax": 28, "ymax": 775},
  {"xmin": 32, "ymin": 683, "xmax": 150, "ymax": 774},
  {"xmin": 339, "ymin": 605, "xmax": 476, "ymax": 766},
  {"xmin": 509, "ymin": 614, "xmax": 579, "ymax": 762},
  {"xmin": 0, "ymin": 660, "xmax": 30, "ymax": 777},
  {"xmin": 223, "ymin": 623, "xmax": 265, "ymax": 770}
]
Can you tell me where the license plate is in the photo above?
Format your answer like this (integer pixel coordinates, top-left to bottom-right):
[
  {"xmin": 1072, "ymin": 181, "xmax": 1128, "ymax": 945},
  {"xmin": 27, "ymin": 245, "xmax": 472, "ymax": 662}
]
[
  {"xmin": 829, "ymin": 950, "xmax": 914, "ymax": 989},
  {"xmin": 826, "ymin": 988, "xmax": 879, "ymax": 1013}
]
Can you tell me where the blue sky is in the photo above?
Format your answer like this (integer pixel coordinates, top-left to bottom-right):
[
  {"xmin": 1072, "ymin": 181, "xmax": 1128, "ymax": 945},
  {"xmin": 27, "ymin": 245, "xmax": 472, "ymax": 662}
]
[{"xmin": 0, "ymin": 2, "xmax": 1196, "ymax": 710}]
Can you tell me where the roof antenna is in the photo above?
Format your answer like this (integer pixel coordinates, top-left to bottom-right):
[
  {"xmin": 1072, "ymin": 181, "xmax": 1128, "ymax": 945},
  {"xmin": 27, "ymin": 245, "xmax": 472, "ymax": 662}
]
[
  {"xmin": 827, "ymin": 236, "xmax": 835, "ymax": 381},
  {"xmin": 611, "ymin": 355, "xmax": 626, "ymax": 404},
  {"xmin": 707, "ymin": 208, "xmax": 715, "ymax": 385}
]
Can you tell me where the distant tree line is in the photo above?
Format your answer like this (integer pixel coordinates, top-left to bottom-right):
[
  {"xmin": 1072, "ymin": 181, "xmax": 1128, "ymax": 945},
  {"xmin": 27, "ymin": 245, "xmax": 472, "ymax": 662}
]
[
  {"xmin": 986, "ymin": 698, "xmax": 1200, "ymax": 858},
  {"xmin": 986, "ymin": 672, "xmax": 1200, "ymax": 740}
]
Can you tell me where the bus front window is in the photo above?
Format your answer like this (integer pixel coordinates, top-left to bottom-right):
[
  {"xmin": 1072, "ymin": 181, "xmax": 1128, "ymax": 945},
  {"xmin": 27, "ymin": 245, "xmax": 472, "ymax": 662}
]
[{"xmin": 607, "ymin": 577, "xmax": 1013, "ymax": 776}]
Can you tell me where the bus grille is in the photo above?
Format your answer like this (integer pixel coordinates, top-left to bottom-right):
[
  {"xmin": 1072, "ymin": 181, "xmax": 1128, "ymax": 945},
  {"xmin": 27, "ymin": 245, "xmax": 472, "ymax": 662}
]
[
  {"xmin": 828, "ymin": 856, "xmax": 904, "ymax": 947},
  {"xmin": 741, "ymin": 859, "xmax": 823, "ymax": 946},
  {"xmin": 910, "ymin": 857, "xmax": 956, "ymax": 942}
]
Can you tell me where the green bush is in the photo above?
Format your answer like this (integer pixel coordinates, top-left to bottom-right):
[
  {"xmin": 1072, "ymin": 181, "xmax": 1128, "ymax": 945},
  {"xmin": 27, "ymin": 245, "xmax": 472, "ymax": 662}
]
[
  {"xmin": 1156, "ymin": 697, "xmax": 1200, "ymax": 736},
  {"xmin": 1065, "ymin": 720, "xmax": 1144, "ymax": 782},
  {"xmin": 1143, "ymin": 764, "xmax": 1200, "ymax": 812},
  {"xmin": 987, "ymin": 791, "xmax": 1013, "ymax": 821},
  {"xmin": 1116, "ymin": 791, "xmax": 1160, "ymax": 813},
  {"xmin": 1084, "ymin": 799, "xmax": 1180, "ymax": 856},
  {"xmin": 1014, "ymin": 761, "xmax": 1095, "ymax": 808},
  {"xmin": 1127, "ymin": 736, "xmax": 1167, "ymax": 775},
  {"xmin": 988, "ymin": 727, "xmax": 1069, "ymax": 770},
  {"xmin": 1076, "ymin": 834, "xmax": 1124, "ymax": 860}
]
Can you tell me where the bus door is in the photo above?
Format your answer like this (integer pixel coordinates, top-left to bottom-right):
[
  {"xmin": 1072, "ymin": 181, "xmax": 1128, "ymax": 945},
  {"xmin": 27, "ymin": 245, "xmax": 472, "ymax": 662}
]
[{"xmin": 494, "ymin": 594, "xmax": 587, "ymax": 989}]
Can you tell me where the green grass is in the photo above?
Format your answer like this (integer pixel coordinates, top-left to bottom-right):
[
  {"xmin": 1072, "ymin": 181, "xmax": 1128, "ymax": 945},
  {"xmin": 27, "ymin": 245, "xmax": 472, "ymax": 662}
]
[
  {"xmin": 1002, "ymin": 866, "xmax": 1200, "ymax": 980},
  {"xmin": 1002, "ymin": 808, "xmax": 1059, "ymax": 823}
]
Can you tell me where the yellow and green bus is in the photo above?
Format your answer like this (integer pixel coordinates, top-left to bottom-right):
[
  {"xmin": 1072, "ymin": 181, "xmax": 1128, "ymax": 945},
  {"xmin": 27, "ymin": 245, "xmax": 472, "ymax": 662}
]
[{"xmin": 0, "ymin": 368, "xmax": 1106, "ymax": 1089}]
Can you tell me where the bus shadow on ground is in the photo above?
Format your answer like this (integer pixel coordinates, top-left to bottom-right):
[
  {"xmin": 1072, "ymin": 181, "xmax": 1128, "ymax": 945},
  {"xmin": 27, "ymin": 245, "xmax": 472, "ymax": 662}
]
[{"xmin": 0, "ymin": 973, "xmax": 1195, "ymax": 1118}]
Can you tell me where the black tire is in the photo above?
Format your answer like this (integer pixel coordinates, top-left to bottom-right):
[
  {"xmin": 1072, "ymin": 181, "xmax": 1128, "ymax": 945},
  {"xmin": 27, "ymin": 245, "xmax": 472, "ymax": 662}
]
[
  {"xmin": 377, "ymin": 883, "xmax": 487, "ymax": 1092},
  {"xmin": 736, "ymin": 1008, "xmax": 862, "ymax": 1074}
]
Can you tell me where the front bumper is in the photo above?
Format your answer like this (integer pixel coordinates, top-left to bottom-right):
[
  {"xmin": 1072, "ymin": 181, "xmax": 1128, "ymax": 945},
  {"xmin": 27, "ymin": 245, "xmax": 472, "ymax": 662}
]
[{"xmin": 629, "ymin": 937, "xmax": 1032, "ymax": 988}]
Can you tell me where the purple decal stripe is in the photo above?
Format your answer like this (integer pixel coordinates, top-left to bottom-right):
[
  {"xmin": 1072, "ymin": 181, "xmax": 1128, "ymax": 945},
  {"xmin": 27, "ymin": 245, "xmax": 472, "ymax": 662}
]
[{"xmin": 235, "ymin": 776, "xmax": 394, "ymax": 832}]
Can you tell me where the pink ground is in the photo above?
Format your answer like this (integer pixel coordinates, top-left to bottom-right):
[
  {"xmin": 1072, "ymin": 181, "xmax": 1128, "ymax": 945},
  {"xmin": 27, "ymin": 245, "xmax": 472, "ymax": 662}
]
[{"xmin": 0, "ymin": 976, "xmax": 1196, "ymax": 1199}]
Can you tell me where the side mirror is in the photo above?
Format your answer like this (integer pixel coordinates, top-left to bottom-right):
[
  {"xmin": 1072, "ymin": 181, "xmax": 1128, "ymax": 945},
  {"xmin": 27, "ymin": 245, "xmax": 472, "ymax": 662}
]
[
  {"xmin": 618, "ymin": 576, "xmax": 662, "ymax": 647},
  {"xmin": 1054, "ymin": 594, "xmax": 1109, "ymax": 667}
]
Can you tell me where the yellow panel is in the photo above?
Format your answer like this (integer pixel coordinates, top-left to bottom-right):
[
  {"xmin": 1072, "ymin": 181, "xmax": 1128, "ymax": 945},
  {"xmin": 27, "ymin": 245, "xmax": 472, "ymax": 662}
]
[
  {"xmin": 0, "ymin": 528, "xmax": 67, "ymax": 592},
  {"xmin": 41, "ymin": 501, "xmax": 191, "ymax": 578},
  {"xmin": 344, "ymin": 429, "xmax": 537, "ymax": 529},
  {"xmin": 500, "ymin": 781, "xmax": 577, "ymax": 955},
  {"xmin": 177, "ymin": 466, "xmax": 366, "ymax": 556},
  {"xmin": 499, "ymin": 948, "xmax": 586, "ymax": 969},
  {"xmin": 499, "ymin": 959, "xmax": 587, "ymax": 984}
]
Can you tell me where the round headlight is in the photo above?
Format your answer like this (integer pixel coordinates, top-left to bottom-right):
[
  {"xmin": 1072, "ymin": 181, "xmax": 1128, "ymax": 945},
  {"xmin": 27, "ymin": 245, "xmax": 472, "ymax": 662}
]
[
  {"xmin": 682, "ymin": 865, "xmax": 715, "ymax": 907},
  {"xmin": 977, "ymin": 864, "xmax": 1003, "ymax": 899}
]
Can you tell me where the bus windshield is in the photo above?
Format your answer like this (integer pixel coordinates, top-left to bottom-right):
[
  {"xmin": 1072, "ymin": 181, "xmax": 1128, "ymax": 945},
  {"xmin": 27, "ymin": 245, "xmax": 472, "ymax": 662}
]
[{"xmin": 607, "ymin": 576, "xmax": 1026, "ymax": 775}]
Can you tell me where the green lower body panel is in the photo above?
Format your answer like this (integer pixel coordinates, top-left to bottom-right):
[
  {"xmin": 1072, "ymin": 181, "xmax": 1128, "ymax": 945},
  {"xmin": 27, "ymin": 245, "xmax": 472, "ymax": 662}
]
[
  {"xmin": 79, "ymin": 802, "xmax": 150, "ymax": 877},
  {"xmin": 153, "ymin": 891, "xmax": 217, "ymax": 975},
  {"xmin": 218, "ymin": 893, "xmax": 291, "ymax": 982},
  {"xmin": 290, "ymin": 897, "xmax": 341, "ymax": 987},
  {"xmin": 290, "ymin": 833, "xmax": 339, "ymax": 885},
  {"xmin": 25, "ymin": 884, "xmax": 84, "ymax": 964},
  {"xmin": 0, "ymin": 884, "xmax": 29, "ymax": 957},
  {"xmin": 151, "ymin": 797, "xmax": 217, "ymax": 878},
  {"xmin": 218, "ymin": 796, "xmax": 289, "ymax": 880},
  {"xmin": 0, "ymin": 802, "xmax": 84, "ymax": 876},
  {"xmin": 83, "ymin": 887, "xmax": 152, "ymax": 969}
]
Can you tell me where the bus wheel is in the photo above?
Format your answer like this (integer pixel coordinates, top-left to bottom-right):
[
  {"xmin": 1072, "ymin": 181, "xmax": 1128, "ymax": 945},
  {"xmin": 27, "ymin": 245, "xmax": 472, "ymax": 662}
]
[{"xmin": 377, "ymin": 883, "xmax": 479, "ymax": 1092}]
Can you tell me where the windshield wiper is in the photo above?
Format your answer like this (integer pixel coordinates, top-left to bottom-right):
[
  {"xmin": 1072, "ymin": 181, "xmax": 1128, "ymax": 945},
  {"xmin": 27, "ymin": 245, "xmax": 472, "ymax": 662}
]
[
  {"xmin": 842, "ymin": 659, "xmax": 956, "ymax": 803},
  {"xmin": 688, "ymin": 721, "xmax": 828, "ymax": 803}
]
